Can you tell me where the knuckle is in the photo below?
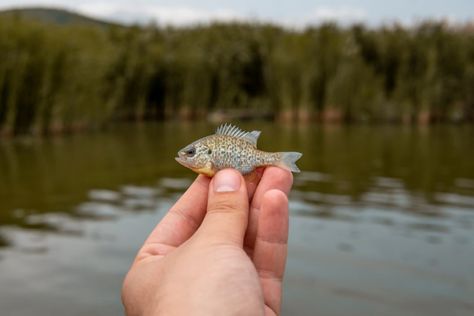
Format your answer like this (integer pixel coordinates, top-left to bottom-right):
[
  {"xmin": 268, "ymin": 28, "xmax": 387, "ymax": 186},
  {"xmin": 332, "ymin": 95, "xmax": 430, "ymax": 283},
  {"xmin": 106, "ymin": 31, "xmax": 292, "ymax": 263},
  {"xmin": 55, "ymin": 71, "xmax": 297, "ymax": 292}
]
[{"xmin": 208, "ymin": 198, "xmax": 240, "ymax": 214}]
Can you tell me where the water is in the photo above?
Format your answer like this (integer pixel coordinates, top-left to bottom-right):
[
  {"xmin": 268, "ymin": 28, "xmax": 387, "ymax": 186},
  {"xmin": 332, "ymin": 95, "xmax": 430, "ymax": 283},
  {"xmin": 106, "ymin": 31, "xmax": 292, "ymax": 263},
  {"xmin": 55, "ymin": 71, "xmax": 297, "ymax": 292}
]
[{"xmin": 0, "ymin": 122, "xmax": 473, "ymax": 316}]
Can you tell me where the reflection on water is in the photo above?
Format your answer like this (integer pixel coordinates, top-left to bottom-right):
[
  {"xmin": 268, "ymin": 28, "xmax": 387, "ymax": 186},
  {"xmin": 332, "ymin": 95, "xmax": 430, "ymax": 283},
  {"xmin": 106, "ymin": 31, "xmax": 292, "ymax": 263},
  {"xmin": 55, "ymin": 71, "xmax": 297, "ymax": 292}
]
[
  {"xmin": 0, "ymin": 234, "xmax": 8, "ymax": 248},
  {"xmin": 0, "ymin": 123, "xmax": 474, "ymax": 316}
]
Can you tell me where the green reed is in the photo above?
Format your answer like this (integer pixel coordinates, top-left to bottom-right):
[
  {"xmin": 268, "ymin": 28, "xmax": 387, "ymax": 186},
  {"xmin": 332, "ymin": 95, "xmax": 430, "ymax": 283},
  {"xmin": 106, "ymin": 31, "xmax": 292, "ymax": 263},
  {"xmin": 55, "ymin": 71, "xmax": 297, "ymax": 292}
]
[{"xmin": 1, "ymin": 16, "xmax": 474, "ymax": 135}]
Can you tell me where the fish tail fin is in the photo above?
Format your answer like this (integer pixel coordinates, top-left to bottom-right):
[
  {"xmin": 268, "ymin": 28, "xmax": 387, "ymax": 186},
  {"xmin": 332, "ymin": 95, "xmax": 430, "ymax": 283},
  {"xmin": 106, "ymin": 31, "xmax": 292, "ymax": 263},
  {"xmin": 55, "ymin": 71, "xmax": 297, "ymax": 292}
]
[{"xmin": 276, "ymin": 152, "xmax": 303, "ymax": 173}]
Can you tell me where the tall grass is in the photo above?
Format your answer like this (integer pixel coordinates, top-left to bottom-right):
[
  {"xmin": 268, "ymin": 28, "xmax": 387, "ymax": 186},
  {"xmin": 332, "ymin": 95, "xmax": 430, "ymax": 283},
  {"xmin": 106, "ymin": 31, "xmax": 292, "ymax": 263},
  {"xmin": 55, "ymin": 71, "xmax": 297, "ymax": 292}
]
[{"xmin": 1, "ymin": 16, "xmax": 474, "ymax": 135}]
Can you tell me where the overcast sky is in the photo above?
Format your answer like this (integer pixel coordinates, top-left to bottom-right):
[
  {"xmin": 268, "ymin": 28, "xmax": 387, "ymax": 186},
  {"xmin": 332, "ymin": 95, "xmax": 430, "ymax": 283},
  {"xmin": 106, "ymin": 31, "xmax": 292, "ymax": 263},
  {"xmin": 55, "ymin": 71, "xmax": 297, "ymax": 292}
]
[{"xmin": 1, "ymin": 0, "xmax": 473, "ymax": 27}]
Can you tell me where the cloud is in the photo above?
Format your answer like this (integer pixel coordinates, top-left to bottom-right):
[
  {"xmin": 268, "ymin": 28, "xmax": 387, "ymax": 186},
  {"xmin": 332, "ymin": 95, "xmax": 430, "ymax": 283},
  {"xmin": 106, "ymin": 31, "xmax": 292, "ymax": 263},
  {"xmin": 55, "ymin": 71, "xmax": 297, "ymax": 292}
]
[
  {"xmin": 0, "ymin": 1, "xmax": 370, "ymax": 27},
  {"xmin": 75, "ymin": 2, "xmax": 244, "ymax": 25},
  {"xmin": 306, "ymin": 6, "xmax": 368, "ymax": 25},
  {"xmin": 0, "ymin": 0, "xmax": 244, "ymax": 25},
  {"xmin": 268, "ymin": 6, "xmax": 369, "ymax": 29},
  {"xmin": 290, "ymin": 6, "xmax": 369, "ymax": 27}
]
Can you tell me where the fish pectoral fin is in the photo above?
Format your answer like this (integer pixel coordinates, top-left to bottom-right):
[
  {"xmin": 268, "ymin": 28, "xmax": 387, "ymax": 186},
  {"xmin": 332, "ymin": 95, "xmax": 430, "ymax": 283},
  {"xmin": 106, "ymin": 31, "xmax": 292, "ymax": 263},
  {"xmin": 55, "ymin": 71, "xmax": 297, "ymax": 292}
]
[{"xmin": 240, "ymin": 165, "xmax": 255, "ymax": 174}]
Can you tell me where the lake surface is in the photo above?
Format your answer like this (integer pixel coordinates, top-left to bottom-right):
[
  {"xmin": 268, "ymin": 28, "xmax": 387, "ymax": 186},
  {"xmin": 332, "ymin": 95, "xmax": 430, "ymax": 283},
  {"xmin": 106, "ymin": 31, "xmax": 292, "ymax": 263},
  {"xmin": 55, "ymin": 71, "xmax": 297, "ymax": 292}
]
[{"xmin": 0, "ymin": 122, "xmax": 473, "ymax": 316}]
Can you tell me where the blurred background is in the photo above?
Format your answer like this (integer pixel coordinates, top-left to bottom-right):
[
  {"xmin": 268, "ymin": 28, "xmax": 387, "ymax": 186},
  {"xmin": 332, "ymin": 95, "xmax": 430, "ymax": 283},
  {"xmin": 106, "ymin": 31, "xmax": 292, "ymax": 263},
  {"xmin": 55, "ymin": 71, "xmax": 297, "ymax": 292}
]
[{"xmin": 0, "ymin": 1, "xmax": 473, "ymax": 315}]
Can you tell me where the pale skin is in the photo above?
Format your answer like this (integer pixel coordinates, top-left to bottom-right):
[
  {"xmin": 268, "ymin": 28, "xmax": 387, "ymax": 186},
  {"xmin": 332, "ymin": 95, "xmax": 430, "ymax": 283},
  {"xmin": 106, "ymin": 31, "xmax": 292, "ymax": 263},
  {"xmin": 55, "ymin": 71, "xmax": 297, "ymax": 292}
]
[{"xmin": 122, "ymin": 166, "xmax": 293, "ymax": 316}]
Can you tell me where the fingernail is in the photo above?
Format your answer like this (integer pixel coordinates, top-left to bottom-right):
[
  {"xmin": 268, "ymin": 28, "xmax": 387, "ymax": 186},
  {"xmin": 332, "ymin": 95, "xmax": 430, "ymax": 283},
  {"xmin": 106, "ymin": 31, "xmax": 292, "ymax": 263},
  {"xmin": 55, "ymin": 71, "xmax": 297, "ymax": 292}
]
[{"xmin": 214, "ymin": 169, "xmax": 241, "ymax": 192}]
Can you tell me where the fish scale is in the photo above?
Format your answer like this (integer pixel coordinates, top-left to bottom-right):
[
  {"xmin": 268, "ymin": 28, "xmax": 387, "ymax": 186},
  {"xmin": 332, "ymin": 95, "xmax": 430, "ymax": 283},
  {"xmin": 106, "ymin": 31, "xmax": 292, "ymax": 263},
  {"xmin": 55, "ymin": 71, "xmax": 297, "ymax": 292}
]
[{"xmin": 175, "ymin": 123, "xmax": 302, "ymax": 176}]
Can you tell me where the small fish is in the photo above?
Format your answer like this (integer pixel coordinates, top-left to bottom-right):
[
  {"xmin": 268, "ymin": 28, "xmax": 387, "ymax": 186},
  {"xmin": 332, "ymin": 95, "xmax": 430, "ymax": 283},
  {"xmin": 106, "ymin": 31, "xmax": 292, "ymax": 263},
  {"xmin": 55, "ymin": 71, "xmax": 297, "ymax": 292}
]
[{"xmin": 175, "ymin": 123, "xmax": 302, "ymax": 176}]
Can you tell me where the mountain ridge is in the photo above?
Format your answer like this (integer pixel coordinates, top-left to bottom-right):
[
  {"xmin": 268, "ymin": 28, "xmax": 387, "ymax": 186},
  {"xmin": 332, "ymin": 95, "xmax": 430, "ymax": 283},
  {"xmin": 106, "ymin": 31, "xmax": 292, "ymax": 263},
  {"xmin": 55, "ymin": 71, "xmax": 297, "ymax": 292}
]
[{"xmin": 0, "ymin": 7, "xmax": 120, "ymax": 27}]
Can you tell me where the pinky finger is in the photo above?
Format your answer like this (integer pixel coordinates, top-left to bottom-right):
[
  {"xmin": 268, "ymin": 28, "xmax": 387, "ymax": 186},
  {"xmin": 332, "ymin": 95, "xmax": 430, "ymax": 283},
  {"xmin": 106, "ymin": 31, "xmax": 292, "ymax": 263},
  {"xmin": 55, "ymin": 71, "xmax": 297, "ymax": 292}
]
[{"xmin": 252, "ymin": 189, "xmax": 289, "ymax": 316}]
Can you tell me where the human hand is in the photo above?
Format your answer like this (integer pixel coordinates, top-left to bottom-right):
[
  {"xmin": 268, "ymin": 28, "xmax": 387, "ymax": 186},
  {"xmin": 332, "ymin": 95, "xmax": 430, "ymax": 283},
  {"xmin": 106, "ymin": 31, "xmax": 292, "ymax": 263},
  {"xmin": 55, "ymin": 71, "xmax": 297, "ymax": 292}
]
[{"xmin": 122, "ymin": 167, "xmax": 293, "ymax": 316}]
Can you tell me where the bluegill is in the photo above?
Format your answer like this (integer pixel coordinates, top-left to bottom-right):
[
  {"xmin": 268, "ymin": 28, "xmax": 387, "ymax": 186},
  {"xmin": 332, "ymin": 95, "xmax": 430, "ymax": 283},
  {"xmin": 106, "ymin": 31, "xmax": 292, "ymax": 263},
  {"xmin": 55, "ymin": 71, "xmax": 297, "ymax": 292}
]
[{"xmin": 175, "ymin": 123, "xmax": 302, "ymax": 176}]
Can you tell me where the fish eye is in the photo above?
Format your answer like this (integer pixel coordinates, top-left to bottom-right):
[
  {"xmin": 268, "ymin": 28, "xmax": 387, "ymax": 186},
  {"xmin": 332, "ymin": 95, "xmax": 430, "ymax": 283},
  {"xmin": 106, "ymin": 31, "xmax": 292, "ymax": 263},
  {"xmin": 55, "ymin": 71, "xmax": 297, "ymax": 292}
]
[
  {"xmin": 185, "ymin": 147, "xmax": 196, "ymax": 156},
  {"xmin": 207, "ymin": 149, "xmax": 212, "ymax": 155}
]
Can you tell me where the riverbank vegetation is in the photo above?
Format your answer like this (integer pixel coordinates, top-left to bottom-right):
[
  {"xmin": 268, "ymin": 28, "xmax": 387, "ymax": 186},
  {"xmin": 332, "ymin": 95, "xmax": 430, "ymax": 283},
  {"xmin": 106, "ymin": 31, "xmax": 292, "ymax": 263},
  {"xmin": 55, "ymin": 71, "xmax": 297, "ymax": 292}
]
[{"xmin": 1, "ymin": 10, "xmax": 474, "ymax": 135}]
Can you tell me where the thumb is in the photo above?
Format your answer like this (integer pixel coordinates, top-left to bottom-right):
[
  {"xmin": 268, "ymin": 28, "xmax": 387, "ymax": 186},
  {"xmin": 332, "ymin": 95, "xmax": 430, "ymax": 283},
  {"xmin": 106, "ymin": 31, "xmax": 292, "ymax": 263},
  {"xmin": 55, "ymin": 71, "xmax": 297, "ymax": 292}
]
[{"xmin": 197, "ymin": 169, "xmax": 249, "ymax": 246}]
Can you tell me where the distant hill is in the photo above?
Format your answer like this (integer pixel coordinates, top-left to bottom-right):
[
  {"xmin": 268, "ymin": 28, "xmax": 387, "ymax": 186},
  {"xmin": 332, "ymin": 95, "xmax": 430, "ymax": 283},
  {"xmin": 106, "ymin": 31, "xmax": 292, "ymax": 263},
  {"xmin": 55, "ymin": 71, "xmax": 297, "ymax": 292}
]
[{"xmin": 0, "ymin": 7, "xmax": 119, "ymax": 27}]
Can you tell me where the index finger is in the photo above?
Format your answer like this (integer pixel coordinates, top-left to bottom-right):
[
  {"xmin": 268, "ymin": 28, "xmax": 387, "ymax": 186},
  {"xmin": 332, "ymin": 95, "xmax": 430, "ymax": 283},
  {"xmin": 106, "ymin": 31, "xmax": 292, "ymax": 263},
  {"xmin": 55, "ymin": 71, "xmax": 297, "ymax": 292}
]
[
  {"xmin": 252, "ymin": 189, "xmax": 289, "ymax": 315},
  {"xmin": 143, "ymin": 175, "xmax": 210, "ymax": 248},
  {"xmin": 244, "ymin": 167, "xmax": 293, "ymax": 255},
  {"xmin": 142, "ymin": 168, "xmax": 262, "ymax": 250}
]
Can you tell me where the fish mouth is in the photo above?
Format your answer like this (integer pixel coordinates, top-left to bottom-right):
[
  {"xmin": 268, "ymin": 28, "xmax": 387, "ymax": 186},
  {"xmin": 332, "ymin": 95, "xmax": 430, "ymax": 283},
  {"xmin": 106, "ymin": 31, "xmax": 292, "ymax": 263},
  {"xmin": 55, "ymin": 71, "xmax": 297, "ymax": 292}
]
[
  {"xmin": 175, "ymin": 151, "xmax": 193, "ymax": 167},
  {"xmin": 175, "ymin": 156, "xmax": 188, "ymax": 166}
]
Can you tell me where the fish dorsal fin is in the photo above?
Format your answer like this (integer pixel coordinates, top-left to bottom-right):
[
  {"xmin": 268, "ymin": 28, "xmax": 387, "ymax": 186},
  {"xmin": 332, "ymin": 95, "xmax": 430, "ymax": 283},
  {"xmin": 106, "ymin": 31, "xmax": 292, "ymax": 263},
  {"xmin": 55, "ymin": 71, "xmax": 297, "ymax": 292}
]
[
  {"xmin": 215, "ymin": 123, "xmax": 261, "ymax": 146},
  {"xmin": 245, "ymin": 131, "xmax": 261, "ymax": 145}
]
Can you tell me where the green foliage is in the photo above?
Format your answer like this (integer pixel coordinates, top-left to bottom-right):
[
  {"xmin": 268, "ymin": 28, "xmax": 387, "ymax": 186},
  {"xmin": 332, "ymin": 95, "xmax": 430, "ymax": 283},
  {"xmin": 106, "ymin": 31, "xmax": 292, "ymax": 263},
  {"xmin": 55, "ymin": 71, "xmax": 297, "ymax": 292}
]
[{"xmin": 1, "ymin": 13, "xmax": 474, "ymax": 135}]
